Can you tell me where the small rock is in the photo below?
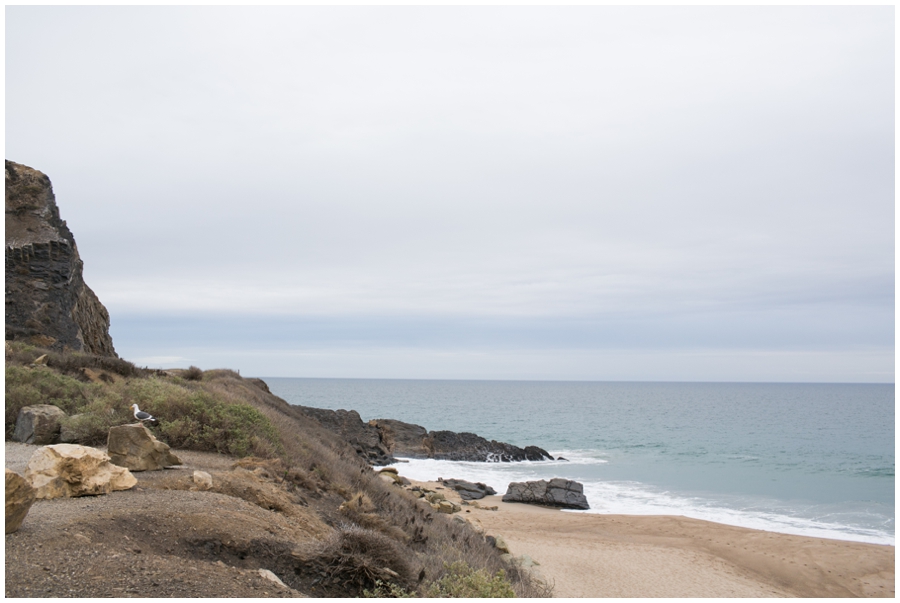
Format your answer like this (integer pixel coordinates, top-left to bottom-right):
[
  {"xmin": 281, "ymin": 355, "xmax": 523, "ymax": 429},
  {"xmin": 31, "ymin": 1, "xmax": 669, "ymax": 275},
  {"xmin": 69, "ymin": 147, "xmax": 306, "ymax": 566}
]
[
  {"xmin": 441, "ymin": 478, "xmax": 497, "ymax": 500},
  {"xmin": 494, "ymin": 535, "xmax": 511, "ymax": 553},
  {"xmin": 193, "ymin": 470, "xmax": 213, "ymax": 490},
  {"xmin": 379, "ymin": 473, "xmax": 402, "ymax": 485},
  {"xmin": 425, "ymin": 492, "xmax": 445, "ymax": 504},
  {"xmin": 437, "ymin": 500, "xmax": 461, "ymax": 514},
  {"xmin": 5, "ymin": 469, "xmax": 36, "ymax": 533},
  {"xmin": 257, "ymin": 569, "xmax": 287, "ymax": 589}
]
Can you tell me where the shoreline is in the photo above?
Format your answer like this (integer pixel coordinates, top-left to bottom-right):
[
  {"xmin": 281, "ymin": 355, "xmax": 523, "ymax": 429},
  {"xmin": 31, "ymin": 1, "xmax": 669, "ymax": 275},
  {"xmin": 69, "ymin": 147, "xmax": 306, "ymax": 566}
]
[{"xmin": 409, "ymin": 478, "xmax": 895, "ymax": 598}]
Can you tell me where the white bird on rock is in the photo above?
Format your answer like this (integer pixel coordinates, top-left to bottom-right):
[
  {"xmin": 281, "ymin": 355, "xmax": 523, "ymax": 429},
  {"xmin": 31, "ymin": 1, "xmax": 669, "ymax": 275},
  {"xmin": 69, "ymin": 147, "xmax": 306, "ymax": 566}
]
[{"xmin": 130, "ymin": 403, "xmax": 159, "ymax": 426}]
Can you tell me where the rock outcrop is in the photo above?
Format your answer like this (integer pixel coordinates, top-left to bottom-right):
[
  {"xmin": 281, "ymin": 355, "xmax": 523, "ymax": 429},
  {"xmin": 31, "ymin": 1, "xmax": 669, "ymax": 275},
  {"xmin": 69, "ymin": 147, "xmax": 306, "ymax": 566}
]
[
  {"xmin": 501, "ymin": 478, "xmax": 590, "ymax": 510},
  {"xmin": 369, "ymin": 419, "xmax": 430, "ymax": 458},
  {"xmin": 13, "ymin": 404, "xmax": 66, "ymax": 445},
  {"xmin": 6, "ymin": 469, "xmax": 36, "ymax": 533},
  {"xmin": 293, "ymin": 407, "xmax": 554, "ymax": 465},
  {"xmin": 24, "ymin": 443, "xmax": 137, "ymax": 499},
  {"xmin": 107, "ymin": 423, "xmax": 183, "ymax": 471},
  {"xmin": 439, "ymin": 478, "xmax": 497, "ymax": 500},
  {"xmin": 371, "ymin": 418, "xmax": 554, "ymax": 463},
  {"xmin": 295, "ymin": 406, "xmax": 395, "ymax": 466},
  {"xmin": 5, "ymin": 160, "xmax": 116, "ymax": 356},
  {"xmin": 426, "ymin": 430, "xmax": 553, "ymax": 462}
]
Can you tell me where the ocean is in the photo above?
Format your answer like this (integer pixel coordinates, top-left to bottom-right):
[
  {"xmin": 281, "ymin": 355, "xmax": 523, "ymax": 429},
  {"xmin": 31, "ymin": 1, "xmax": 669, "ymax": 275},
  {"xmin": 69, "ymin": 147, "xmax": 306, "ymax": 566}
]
[{"xmin": 262, "ymin": 378, "xmax": 894, "ymax": 546}]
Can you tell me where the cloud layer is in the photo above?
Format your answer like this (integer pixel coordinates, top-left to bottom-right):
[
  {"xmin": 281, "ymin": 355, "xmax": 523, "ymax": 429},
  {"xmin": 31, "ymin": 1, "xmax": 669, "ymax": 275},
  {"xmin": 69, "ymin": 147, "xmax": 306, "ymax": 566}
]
[{"xmin": 6, "ymin": 6, "xmax": 894, "ymax": 381}]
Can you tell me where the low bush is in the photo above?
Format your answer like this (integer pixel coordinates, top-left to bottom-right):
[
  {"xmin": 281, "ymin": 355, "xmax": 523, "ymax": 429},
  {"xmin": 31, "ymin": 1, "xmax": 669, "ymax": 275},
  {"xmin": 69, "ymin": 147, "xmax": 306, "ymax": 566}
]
[
  {"xmin": 5, "ymin": 359, "xmax": 283, "ymax": 459},
  {"xmin": 308, "ymin": 524, "xmax": 416, "ymax": 592},
  {"xmin": 5, "ymin": 365, "xmax": 89, "ymax": 437},
  {"xmin": 425, "ymin": 561, "xmax": 515, "ymax": 598},
  {"xmin": 46, "ymin": 351, "xmax": 145, "ymax": 379},
  {"xmin": 99, "ymin": 378, "xmax": 284, "ymax": 458},
  {"xmin": 57, "ymin": 405, "xmax": 128, "ymax": 446},
  {"xmin": 5, "ymin": 341, "xmax": 146, "ymax": 379}
]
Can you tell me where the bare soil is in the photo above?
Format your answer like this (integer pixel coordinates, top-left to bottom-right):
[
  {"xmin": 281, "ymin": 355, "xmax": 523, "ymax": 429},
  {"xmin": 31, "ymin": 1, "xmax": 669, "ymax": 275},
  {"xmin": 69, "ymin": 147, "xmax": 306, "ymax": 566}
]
[{"xmin": 5, "ymin": 443, "xmax": 342, "ymax": 598}]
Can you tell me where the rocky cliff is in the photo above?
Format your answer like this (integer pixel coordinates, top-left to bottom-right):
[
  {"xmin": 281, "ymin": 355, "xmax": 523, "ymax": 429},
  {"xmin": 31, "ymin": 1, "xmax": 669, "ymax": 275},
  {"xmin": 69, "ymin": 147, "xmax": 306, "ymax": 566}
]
[{"xmin": 5, "ymin": 160, "xmax": 116, "ymax": 356}]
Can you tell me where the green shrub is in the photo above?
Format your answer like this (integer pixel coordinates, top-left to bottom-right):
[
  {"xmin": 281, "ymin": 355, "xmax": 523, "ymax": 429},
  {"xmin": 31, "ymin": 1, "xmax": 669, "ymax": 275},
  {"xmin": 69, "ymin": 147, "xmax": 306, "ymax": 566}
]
[
  {"xmin": 158, "ymin": 398, "xmax": 282, "ymax": 458},
  {"xmin": 57, "ymin": 404, "xmax": 129, "ymax": 445},
  {"xmin": 425, "ymin": 562, "xmax": 515, "ymax": 598},
  {"xmin": 117, "ymin": 378, "xmax": 283, "ymax": 458},
  {"xmin": 5, "ymin": 365, "xmax": 89, "ymax": 437}
]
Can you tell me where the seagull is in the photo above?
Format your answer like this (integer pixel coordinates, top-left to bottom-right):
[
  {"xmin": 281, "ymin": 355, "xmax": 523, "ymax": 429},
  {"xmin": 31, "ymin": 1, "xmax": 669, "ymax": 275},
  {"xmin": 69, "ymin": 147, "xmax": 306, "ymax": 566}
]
[{"xmin": 130, "ymin": 403, "xmax": 159, "ymax": 426}]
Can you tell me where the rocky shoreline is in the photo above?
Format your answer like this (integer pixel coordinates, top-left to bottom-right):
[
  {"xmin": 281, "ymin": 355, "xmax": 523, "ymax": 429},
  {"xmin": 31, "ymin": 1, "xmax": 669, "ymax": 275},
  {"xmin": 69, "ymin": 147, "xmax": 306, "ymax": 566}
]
[{"xmin": 295, "ymin": 406, "xmax": 554, "ymax": 466}]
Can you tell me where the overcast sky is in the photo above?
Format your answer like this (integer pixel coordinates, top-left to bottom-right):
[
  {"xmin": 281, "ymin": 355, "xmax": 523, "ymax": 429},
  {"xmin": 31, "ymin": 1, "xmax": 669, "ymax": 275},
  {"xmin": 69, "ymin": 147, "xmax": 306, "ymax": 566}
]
[{"xmin": 6, "ymin": 6, "xmax": 894, "ymax": 382}]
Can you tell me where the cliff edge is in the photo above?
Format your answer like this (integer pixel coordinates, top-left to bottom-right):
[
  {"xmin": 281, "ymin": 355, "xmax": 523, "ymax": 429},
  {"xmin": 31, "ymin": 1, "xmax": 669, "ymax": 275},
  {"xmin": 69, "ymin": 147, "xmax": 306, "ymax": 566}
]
[{"xmin": 5, "ymin": 160, "xmax": 116, "ymax": 356}]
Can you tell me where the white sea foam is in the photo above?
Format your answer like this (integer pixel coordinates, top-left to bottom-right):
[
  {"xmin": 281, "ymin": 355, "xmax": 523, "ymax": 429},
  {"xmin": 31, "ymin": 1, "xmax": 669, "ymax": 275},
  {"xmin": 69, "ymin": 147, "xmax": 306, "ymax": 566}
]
[{"xmin": 395, "ymin": 455, "xmax": 895, "ymax": 546}]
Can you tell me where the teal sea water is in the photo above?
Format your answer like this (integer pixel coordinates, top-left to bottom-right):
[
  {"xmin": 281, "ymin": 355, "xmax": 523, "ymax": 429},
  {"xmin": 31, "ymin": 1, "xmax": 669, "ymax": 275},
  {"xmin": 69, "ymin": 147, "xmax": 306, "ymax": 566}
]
[{"xmin": 262, "ymin": 378, "xmax": 894, "ymax": 545}]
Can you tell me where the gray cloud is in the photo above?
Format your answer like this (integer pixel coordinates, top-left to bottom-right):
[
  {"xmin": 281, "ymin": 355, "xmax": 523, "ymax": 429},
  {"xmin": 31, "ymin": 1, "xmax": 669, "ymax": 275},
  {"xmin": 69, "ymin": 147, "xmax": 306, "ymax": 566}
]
[{"xmin": 6, "ymin": 6, "xmax": 893, "ymax": 381}]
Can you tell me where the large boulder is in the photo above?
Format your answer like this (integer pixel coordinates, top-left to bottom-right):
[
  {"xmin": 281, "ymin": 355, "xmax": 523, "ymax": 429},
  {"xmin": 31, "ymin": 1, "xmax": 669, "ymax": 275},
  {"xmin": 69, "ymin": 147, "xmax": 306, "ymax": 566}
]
[
  {"xmin": 13, "ymin": 404, "xmax": 66, "ymax": 445},
  {"xmin": 5, "ymin": 469, "xmax": 36, "ymax": 533},
  {"xmin": 24, "ymin": 444, "xmax": 137, "ymax": 499},
  {"xmin": 107, "ymin": 423, "xmax": 182, "ymax": 471},
  {"xmin": 502, "ymin": 478, "xmax": 589, "ymax": 510},
  {"xmin": 440, "ymin": 478, "xmax": 497, "ymax": 500}
]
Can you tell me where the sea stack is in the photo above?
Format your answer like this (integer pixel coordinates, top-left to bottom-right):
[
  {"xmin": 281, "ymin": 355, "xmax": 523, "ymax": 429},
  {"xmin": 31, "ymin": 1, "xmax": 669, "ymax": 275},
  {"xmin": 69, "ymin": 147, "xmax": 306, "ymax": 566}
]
[{"xmin": 5, "ymin": 160, "xmax": 116, "ymax": 355}]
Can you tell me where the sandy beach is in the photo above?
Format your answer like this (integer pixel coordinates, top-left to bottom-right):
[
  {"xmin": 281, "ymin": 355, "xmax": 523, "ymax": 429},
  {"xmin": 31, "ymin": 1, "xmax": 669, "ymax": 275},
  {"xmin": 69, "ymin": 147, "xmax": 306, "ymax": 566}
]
[{"xmin": 411, "ymin": 480, "xmax": 894, "ymax": 598}]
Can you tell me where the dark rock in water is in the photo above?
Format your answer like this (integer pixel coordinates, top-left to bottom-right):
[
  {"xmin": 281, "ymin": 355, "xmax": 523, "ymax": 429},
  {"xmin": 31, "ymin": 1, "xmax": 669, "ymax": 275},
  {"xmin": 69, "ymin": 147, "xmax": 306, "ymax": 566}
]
[
  {"xmin": 427, "ymin": 431, "xmax": 554, "ymax": 463},
  {"xmin": 367, "ymin": 418, "xmax": 554, "ymax": 463},
  {"xmin": 524, "ymin": 446, "xmax": 555, "ymax": 461},
  {"xmin": 502, "ymin": 478, "xmax": 589, "ymax": 510},
  {"xmin": 300, "ymin": 411, "xmax": 553, "ymax": 466},
  {"xmin": 296, "ymin": 406, "xmax": 395, "ymax": 466},
  {"xmin": 439, "ymin": 478, "xmax": 497, "ymax": 500},
  {"xmin": 5, "ymin": 160, "xmax": 116, "ymax": 356}
]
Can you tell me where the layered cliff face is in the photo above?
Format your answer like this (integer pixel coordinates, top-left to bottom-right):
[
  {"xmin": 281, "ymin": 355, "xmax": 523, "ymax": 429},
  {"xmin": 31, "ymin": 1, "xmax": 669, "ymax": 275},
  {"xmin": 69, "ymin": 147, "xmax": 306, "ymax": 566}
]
[{"xmin": 5, "ymin": 160, "xmax": 116, "ymax": 356}]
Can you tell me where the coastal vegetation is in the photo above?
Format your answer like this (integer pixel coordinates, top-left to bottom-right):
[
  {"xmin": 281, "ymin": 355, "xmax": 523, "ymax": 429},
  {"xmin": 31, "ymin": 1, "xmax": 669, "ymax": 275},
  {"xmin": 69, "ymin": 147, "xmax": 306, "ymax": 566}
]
[{"xmin": 4, "ymin": 341, "xmax": 550, "ymax": 597}]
